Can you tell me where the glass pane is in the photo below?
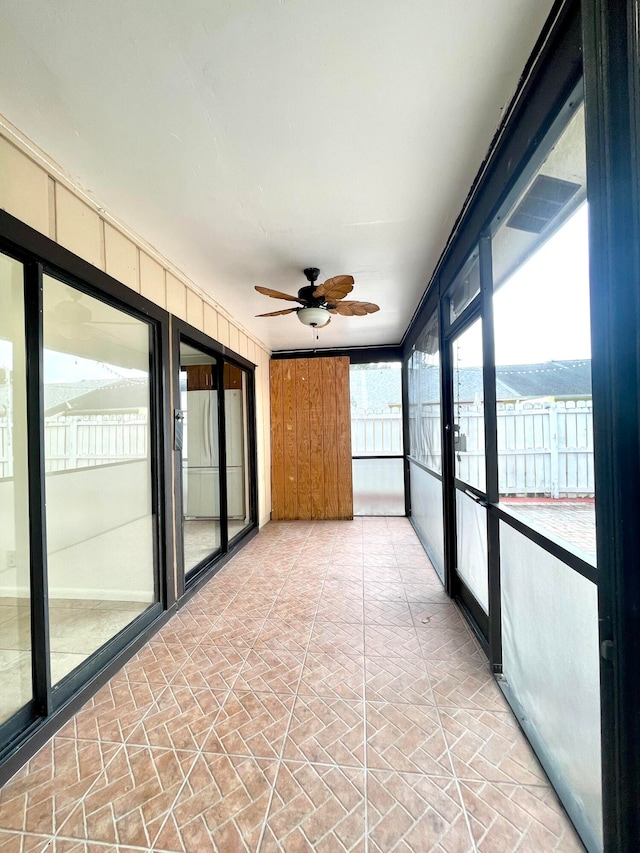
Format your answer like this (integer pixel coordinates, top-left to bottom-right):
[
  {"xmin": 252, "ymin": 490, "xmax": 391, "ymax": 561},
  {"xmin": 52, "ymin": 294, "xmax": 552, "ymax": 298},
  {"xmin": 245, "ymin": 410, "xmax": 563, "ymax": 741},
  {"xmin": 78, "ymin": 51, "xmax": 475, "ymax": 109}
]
[
  {"xmin": 180, "ymin": 343, "xmax": 222, "ymax": 570},
  {"xmin": 350, "ymin": 363, "xmax": 403, "ymax": 456},
  {"xmin": 353, "ymin": 457, "xmax": 404, "ymax": 515},
  {"xmin": 452, "ymin": 317, "xmax": 485, "ymax": 491},
  {"xmin": 455, "ymin": 490, "xmax": 488, "ymax": 612},
  {"xmin": 449, "ymin": 248, "xmax": 480, "ymax": 323},
  {"xmin": 409, "ymin": 462, "xmax": 445, "ymax": 582},
  {"xmin": 225, "ymin": 364, "xmax": 251, "ymax": 539},
  {"xmin": 43, "ymin": 275, "xmax": 155, "ymax": 685},
  {"xmin": 500, "ymin": 522, "xmax": 602, "ymax": 848},
  {"xmin": 0, "ymin": 253, "xmax": 32, "ymax": 723},
  {"xmin": 492, "ymin": 105, "xmax": 595, "ymax": 564},
  {"xmin": 408, "ymin": 313, "xmax": 441, "ymax": 472}
]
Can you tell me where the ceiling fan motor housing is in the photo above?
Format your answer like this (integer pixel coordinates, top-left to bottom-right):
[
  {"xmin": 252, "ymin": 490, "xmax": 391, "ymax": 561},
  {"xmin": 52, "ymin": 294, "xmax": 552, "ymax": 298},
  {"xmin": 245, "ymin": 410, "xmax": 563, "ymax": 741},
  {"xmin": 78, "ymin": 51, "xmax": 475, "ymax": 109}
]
[{"xmin": 298, "ymin": 268, "xmax": 324, "ymax": 304}]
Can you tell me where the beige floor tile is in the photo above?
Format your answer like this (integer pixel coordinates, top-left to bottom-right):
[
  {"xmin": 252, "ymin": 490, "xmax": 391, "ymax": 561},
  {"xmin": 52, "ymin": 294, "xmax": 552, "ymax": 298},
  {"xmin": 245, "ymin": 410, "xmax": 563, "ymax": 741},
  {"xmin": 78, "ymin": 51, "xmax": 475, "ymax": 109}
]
[
  {"xmin": 58, "ymin": 680, "xmax": 158, "ymax": 743},
  {"xmin": 426, "ymin": 657, "xmax": 507, "ymax": 712},
  {"xmin": 309, "ymin": 622, "xmax": 365, "ymax": 656},
  {"xmin": 235, "ymin": 648, "xmax": 305, "ymax": 694},
  {"xmin": 0, "ymin": 831, "xmax": 53, "ymax": 853},
  {"xmin": 459, "ymin": 780, "xmax": 584, "ymax": 852},
  {"xmin": 262, "ymin": 762, "xmax": 366, "ymax": 852},
  {"xmin": 203, "ymin": 691, "xmax": 294, "ymax": 759},
  {"xmin": 299, "ymin": 653, "xmax": 365, "ymax": 701},
  {"xmin": 364, "ymin": 656, "xmax": 434, "ymax": 705},
  {"xmin": 367, "ymin": 769, "xmax": 473, "ymax": 853},
  {"xmin": 0, "ymin": 738, "xmax": 120, "ymax": 835},
  {"xmin": 171, "ymin": 644, "xmax": 246, "ymax": 692},
  {"xmin": 364, "ymin": 599, "xmax": 414, "ymax": 626},
  {"xmin": 155, "ymin": 753, "xmax": 276, "ymax": 852},
  {"xmin": 440, "ymin": 708, "xmax": 548, "ymax": 785},
  {"xmin": 366, "ymin": 702, "xmax": 453, "ymax": 777},
  {"xmin": 58, "ymin": 745, "xmax": 194, "ymax": 848},
  {"xmin": 284, "ymin": 696, "xmax": 365, "ymax": 766},
  {"xmin": 254, "ymin": 617, "xmax": 313, "ymax": 654},
  {"xmin": 0, "ymin": 519, "xmax": 583, "ymax": 852},
  {"xmin": 126, "ymin": 684, "xmax": 227, "ymax": 751},
  {"xmin": 364, "ymin": 624, "xmax": 423, "ymax": 658}
]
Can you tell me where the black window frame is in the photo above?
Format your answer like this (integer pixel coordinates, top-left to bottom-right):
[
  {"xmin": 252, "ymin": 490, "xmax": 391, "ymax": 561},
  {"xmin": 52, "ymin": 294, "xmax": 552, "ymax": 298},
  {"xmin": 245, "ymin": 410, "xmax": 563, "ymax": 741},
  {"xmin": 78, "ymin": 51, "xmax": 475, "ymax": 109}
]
[
  {"xmin": 0, "ymin": 209, "xmax": 174, "ymax": 785},
  {"xmin": 171, "ymin": 317, "xmax": 259, "ymax": 601}
]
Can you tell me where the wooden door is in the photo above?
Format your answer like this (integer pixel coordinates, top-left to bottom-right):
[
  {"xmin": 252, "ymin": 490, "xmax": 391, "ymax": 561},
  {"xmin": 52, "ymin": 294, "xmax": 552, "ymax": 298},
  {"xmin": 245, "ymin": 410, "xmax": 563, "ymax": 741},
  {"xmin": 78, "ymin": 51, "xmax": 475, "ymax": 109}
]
[{"xmin": 270, "ymin": 357, "xmax": 353, "ymax": 520}]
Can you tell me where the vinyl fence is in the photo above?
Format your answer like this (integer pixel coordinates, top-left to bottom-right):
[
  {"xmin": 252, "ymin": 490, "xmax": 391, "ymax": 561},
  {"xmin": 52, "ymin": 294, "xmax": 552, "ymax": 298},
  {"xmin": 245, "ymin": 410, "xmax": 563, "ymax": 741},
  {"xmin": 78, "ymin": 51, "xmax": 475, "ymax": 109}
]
[
  {"xmin": 0, "ymin": 415, "xmax": 148, "ymax": 477},
  {"xmin": 409, "ymin": 399, "xmax": 594, "ymax": 498}
]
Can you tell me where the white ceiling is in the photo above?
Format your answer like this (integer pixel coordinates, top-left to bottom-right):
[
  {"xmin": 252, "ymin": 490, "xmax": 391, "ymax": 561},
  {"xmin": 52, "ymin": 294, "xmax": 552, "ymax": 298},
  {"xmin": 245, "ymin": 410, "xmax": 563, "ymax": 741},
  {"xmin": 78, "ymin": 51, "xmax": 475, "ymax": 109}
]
[{"xmin": 1, "ymin": 0, "xmax": 553, "ymax": 352}]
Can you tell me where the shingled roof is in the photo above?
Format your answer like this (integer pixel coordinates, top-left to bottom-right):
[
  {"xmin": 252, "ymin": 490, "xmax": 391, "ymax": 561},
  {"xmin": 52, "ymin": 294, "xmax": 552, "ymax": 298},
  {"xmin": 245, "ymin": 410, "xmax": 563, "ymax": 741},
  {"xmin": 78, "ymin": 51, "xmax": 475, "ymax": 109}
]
[{"xmin": 397, "ymin": 358, "xmax": 591, "ymax": 411}]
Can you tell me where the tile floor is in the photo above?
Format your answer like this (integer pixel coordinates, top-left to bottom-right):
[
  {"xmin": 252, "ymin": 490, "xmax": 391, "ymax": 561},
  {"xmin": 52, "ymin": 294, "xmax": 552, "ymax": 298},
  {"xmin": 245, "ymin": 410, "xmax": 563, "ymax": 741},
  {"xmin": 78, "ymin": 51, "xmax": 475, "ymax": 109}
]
[
  {"xmin": 0, "ymin": 518, "xmax": 583, "ymax": 852},
  {"xmin": 0, "ymin": 598, "xmax": 150, "ymax": 722}
]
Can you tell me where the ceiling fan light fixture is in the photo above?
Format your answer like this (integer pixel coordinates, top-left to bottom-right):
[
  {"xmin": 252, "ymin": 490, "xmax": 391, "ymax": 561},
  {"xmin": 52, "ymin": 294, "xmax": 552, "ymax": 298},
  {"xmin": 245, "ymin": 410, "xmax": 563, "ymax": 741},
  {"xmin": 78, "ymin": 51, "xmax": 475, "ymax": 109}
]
[{"xmin": 297, "ymin": 306, "xmax": 330, "ymax": 327}]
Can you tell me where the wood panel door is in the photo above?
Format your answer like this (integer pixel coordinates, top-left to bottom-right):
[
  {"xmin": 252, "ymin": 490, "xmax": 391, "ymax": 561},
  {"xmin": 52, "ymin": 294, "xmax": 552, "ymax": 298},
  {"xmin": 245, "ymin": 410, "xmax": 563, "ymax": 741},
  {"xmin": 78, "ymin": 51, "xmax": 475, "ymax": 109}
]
[{"xmin": 270, "ymin": 357, "xmax": 353, "ymax": 520}]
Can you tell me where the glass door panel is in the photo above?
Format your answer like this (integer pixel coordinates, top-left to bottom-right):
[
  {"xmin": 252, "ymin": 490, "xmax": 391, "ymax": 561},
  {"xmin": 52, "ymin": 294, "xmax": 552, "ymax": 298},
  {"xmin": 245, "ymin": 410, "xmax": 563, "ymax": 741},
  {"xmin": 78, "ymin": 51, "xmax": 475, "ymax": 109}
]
[
  {"xmin": 225, "ymin": 363, "xmax": 250, "ymax": 540},
  {"xmin": 490, "ymin": 99, "xmax": 601, "ymax": 846},
  {"xmin": 452, "ymin": 317, "xmax": 485, "ymax": 491},
  {"xmin": 180, "ymin": 343, "xmax": 222, "ymax": 572},
  {"xmin": 0, "ymin": 253, "xmax": 32, "ymax": 724},
  {"xmin": 43, "ymin": 275, "xmax": 156, "ymax": 685},
  {"xmin": 450, "ymin": 315, "xmax": 489, "ymax": 624},
  {"xmin": 350, "ymin": 362, "xmax": 404, "ymax": 516}
]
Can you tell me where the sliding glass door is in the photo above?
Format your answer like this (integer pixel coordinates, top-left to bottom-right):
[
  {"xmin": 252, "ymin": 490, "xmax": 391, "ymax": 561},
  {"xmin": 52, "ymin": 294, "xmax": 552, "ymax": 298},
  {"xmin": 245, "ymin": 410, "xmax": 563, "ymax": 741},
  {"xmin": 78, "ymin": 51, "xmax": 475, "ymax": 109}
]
[
  {"xmin": 0, "ymin": 241, "xmax": 167, "ymax": 751},
  {"xmin": 449, "ymin": 314, "xmax": 489, "ymax": 627},
  {"xmin": 42, "ymin": 275, "xmax": 158, "ymax": 686},
  {"xmin": 0, "ymin": 253, "xmax": 31, "ymax": 728},
  {"xmin": 174, "ymin": 323, "xmax": 256, "ymax": 588},
  {"xmin": 179, "ymin": 342, "xmax": 222, "ymax": 575}
]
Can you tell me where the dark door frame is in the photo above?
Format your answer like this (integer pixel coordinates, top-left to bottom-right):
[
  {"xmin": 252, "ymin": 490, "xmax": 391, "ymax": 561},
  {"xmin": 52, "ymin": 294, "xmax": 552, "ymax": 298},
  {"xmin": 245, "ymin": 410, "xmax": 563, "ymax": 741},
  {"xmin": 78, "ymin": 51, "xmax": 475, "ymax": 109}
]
[{"xmin": 170, "ymin": 317, "xmax": 259, "ymax": 599}]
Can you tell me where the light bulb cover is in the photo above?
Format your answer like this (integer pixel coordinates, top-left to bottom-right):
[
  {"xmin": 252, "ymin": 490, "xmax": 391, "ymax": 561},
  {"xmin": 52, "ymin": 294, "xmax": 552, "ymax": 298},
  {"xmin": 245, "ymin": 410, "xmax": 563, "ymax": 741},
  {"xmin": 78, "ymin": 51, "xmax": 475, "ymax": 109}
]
[{"xmin": 297, "ymin": 307, "xmax": 330, "ymax": 327}]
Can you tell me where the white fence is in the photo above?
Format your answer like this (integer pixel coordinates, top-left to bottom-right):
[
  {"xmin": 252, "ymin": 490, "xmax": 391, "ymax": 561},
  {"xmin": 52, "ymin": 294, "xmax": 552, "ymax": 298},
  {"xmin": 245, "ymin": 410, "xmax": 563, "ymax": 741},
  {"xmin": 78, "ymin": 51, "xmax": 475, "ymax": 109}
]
[
  {"xmin": 351, "ymin": 413, "xmax": 403, "ymax": 455},
  {"xmin": 2, "ymin": 404, "xmax": 594, "ymax": 498},
  {"xmin": 409, "ymin": 399, "xmax": 595, "ymax": 498},
  {"xmin": 0, "ymin": 415, "xmax": 148, "ymax": 477}
]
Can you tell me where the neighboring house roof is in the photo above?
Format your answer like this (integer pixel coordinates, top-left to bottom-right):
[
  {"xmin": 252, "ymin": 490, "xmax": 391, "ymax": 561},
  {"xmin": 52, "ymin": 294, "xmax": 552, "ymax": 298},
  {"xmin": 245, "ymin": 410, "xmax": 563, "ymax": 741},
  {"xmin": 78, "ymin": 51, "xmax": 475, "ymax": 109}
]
[
  {"xmin": 406, "ymin": 358, "xmax": 593, "ymax": 409},
  {"xmin": 43, "ymin": 380, "xmax": 115, "ymax": 414},
  {"xmin": 44, "ymin": 379, "xmax": 148, "ymax": 416},
  {"xmin": 496, "ymin": 359, "xmax": 592, "ymax": 399},
  {"xmin": 351, "ymin": 368, "xmax": 402, "ymax": 414}
]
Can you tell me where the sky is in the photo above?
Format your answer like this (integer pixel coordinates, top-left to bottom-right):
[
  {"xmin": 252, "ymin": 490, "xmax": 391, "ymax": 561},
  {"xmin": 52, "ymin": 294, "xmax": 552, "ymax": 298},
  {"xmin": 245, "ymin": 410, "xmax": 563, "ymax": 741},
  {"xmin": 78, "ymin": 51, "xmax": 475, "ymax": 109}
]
[
  {"xmin": 493, "ymin": 204, "xmax": 591, "ymax": 365},
  {"xmin": 453, "ymin": 204, "xmax": 591, "ymax": 369}
]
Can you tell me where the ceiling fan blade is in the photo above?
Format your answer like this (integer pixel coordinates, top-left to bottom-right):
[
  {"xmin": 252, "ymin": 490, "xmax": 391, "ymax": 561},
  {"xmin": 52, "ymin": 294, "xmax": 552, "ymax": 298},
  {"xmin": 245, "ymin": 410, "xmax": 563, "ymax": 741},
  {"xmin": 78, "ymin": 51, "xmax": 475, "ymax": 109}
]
[
  {"xmin": 255, "ymin": 308, "xmax": 298, "ymax": 317},
  {"xmin": 255, "ymin": 285, "xmax": 302, "ymax": 303},
  {"xmin": 333, "ymin": 300, "xmax": 380, "ymax": 316},
  {"xmin": 313, "ymin": 275, "xmax": 354, "ymax": 301}
]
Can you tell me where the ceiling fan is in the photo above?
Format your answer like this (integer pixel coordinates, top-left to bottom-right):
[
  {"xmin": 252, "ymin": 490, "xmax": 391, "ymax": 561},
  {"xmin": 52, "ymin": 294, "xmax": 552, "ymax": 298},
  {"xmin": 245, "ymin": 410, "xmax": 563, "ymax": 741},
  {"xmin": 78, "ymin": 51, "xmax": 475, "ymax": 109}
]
[
  {"xmin": 254, "ymin": 268, "xmax": 379, "ymax": 327},
  {"xmin": 48, "ymin": 291, "xmax": 133, "ymax": 345}
]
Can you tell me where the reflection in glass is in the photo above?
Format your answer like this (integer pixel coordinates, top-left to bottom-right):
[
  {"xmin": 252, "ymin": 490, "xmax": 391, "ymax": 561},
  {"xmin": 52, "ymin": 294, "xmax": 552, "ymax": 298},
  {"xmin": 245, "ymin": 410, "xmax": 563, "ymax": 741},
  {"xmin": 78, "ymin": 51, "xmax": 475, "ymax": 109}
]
[
  {"xmin": 43, "ymin": 275, "xmax": 155, "ymax": 685},
  {"xmin": 408, "ymin": 319, "xmax": 440, "ymax": 472},
  {"xmin": 0, "ymin": 253, "xmax": 32, "ymax": 723},
  {"xmin": 180, "ymin": 343, "xmax": 221, "ymax": 570},
  {"xmin": 492, "ymin": 104, "xmax": 595, "ymax": 563},
  {"xmin": 452, "ymin": 318, "xmax": 485, "ymax": 491},
  {"xmin": 225, "ymin": 364, "xmax": 251, "ymax": 540},
  {"xmin": 449, "ymin": 249, "xmax": 480, "ymax": 323}
]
